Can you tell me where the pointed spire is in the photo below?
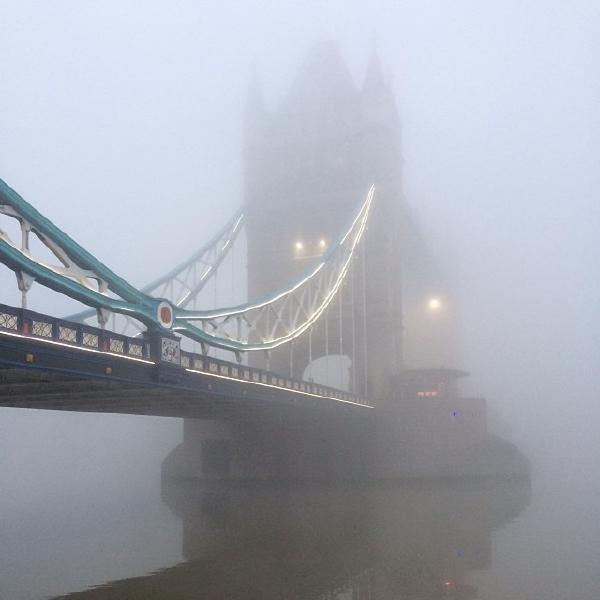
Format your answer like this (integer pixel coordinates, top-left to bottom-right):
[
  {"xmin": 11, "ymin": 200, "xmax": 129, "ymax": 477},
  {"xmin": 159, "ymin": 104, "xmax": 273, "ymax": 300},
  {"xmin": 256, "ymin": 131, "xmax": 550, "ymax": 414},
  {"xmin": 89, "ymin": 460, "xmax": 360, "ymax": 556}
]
[
  {"xmin": 244, "ymin": 67, "xmax": 267, "ymax": 146},
  {"xmin": 362, "ymin": 41, "xmax": 398, "ymax": 126},
  {"xmin": 280, "ymin": 40, "xmax": 358, "ymax": 114},
  {"xmin": 363, "ymin": 35, "xmax": 386, "ymax": 93}
]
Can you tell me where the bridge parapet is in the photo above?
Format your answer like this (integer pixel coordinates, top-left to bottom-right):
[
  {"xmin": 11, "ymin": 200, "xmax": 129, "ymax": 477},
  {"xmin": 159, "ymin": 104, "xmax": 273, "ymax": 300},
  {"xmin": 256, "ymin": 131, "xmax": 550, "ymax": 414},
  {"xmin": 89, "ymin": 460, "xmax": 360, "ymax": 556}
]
[
  {"xmin": 180, "ymin": 350, "xmax": 369, "ymax": 407},
  {"xmin": 0, "ymin": 302, "xmax": 371, "ymax": 410},
  {"xmin": 0, "ymin": 302, "xmax": 152, "ymax": 362}
]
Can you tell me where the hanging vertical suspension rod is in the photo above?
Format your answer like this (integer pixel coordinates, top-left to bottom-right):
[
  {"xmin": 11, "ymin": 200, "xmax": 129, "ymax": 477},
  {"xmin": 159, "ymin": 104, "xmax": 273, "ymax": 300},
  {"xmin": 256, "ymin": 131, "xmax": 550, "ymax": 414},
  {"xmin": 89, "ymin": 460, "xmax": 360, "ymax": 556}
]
[
  {"xmin": 325, "ymin": 304, "xmax": 329, "ymax": 386},
  {"xmin": 339, "ymin": 275, "xmax": 343, "ymax": 388},
  {"xmin": 361, "ymin": 238, "xmax": 368, "ymax": 398},
  {"xmin": 351, "ymin": 254, "xmax": 357, "ymax": 394}
]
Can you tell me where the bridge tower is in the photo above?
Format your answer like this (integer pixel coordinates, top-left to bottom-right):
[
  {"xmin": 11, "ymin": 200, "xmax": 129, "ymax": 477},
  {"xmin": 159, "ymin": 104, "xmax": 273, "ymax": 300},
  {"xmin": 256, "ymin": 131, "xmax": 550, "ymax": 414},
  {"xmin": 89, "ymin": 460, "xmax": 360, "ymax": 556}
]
[{"xmin": 244, "ymin": 42, "xmax": 403, "ymax": 401}]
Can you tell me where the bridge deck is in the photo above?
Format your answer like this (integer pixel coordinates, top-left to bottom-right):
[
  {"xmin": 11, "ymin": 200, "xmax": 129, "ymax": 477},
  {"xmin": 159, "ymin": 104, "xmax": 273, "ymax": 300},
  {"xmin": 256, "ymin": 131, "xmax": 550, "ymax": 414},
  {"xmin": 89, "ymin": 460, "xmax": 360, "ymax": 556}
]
[{"xmin": 0, "ymin": 303, "xmax": 372, "ymax": 418}]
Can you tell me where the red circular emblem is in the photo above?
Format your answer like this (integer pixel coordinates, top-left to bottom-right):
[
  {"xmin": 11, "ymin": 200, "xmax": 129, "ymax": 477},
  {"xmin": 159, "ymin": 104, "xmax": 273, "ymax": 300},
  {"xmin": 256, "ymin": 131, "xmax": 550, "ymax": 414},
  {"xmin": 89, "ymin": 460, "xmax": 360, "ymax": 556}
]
[
  {"xmin": 160, "ymin": 305, "xmax": 172, "ymax": 323},
  {"xmin": 157, "ymin": 301, "xmax": 174, "ymax": 328}
]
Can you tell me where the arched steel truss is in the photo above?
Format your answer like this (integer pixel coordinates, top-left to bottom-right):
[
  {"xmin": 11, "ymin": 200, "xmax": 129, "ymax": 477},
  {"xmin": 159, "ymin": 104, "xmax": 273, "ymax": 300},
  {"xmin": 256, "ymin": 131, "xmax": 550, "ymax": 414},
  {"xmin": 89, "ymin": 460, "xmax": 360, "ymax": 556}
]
[
  {"xmin": 175, "ymin": 186, "xmax": 374, "ymax": 353},
  {"xmin": 0, "ymin": 179, "xmax": 162, "ymax": 329},
  {"xmin": 0, "ymin": 178, "xmax": 373, "ymax": 356},
  {"xmin": 67, "ymin": 206, "xmax": 244, "ymax": 333}
]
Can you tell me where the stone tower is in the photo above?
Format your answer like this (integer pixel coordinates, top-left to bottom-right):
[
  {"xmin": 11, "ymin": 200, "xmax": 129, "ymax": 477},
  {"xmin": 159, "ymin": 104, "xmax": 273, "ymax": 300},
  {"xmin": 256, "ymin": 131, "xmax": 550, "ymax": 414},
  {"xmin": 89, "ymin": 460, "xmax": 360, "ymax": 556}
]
[{"xmin": 244, "ymin": 42, "xmax": 403, "ymax": 402}]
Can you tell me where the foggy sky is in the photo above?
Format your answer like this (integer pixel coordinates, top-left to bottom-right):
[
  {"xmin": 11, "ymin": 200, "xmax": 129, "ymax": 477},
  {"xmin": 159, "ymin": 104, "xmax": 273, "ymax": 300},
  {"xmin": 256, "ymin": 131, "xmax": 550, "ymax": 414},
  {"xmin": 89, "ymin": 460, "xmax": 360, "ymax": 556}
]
[{"xmin": 1, "ymin": 0, "xmax": 599, "ymax": 512}]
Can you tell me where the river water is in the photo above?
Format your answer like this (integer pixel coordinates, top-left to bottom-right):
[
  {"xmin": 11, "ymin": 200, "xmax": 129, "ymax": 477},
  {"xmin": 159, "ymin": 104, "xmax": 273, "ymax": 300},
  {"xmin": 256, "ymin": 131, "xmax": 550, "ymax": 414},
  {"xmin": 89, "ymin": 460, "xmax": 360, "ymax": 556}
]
[{"xmin": 1, "ymin": 410, "xmax": 599, "ymax": 600}]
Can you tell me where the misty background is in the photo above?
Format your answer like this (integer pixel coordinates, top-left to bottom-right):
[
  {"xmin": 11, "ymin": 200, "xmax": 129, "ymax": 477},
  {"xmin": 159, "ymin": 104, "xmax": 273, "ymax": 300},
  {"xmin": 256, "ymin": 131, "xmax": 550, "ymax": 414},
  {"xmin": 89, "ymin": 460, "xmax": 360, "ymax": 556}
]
[{"xmin": 0, "ymin": 1, "xmax": 599, "ymax": 597}]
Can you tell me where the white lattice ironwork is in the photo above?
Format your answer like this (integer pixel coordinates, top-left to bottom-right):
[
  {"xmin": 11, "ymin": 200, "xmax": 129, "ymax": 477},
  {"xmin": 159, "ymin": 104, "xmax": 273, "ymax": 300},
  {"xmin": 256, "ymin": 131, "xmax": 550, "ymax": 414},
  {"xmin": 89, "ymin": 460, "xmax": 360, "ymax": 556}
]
[
  {"xmin": 58, "ymin": 326, "xmax": 77, "ymax": 343},
  {"xmin": 69, "ymin": 209, "xmax": 244, "ymax": 336},
  {"xmin": 146, "ymin": 211, "xmax": 244, "ymax": 308},
  {"xmin": 82, "ymin": 332, "xmax": 99, "ymax": 348},
  {"xmin": 0, "ymin": 312, "xmax": 18, "ymax": 330},
  {"xmin": 174, "ymin": 186, "xmax": 374, "ymax": 353},
  {"xmin": 0, "ymin": 179, "xmax": 169, "ymax": 331},
  {"xmin": 109, "ymin": 339, "xmax": 124, "ymax": 353},
  {"xmin": 0, "ymin": 203, "xmax": 112, "ymax": 315},
  {"xmin": 128, "ymin": 343, "xmax": 143, "ymax": 357},
  {"xmin": 32, "ymin": 320, "xmax": 53, "ymax": 338}
]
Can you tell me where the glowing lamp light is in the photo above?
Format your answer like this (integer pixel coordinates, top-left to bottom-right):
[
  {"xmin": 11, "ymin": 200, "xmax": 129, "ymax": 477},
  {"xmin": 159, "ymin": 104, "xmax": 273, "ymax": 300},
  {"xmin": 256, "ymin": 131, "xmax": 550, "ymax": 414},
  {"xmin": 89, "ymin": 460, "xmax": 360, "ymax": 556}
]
[
  {"xmin": 428, "ymin": 297, "xmax": 442, "ymax": 311},
  {"xmin": 319, "ymin": 239, "xmax": 327, "ymax": 249},
  {"xmin": 294, "ymin": 241, "xmax": 304, "ymax": 250}
]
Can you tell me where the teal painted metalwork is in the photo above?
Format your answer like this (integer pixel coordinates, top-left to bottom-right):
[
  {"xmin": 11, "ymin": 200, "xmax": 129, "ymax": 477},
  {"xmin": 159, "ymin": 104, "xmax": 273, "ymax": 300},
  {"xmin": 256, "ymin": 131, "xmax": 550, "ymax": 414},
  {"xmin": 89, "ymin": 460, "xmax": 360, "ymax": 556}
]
[
  {"xmin": 67, "ymin": 207, "xmax": 244, "ymax": 322},
  {"xmin": 0, "ymin": 178, "xmax": 164, "ymax": 330},
  {"xmin": 0, "ymin": 178, "xmax": 373, "ymax": 353}
]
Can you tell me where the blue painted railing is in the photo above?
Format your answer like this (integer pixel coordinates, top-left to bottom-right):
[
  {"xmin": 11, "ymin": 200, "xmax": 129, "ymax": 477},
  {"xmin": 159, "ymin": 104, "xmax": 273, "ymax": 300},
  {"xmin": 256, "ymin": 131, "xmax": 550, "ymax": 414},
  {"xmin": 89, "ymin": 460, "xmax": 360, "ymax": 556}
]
[{"xmin": 0, "ymin": 302, "xmax": 371, "ymax": 408}]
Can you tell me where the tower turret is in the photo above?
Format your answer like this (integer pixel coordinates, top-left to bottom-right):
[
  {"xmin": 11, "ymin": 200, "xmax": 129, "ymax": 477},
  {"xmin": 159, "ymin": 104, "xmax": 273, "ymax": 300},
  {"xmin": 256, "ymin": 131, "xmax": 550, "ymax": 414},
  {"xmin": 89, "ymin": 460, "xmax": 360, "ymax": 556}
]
[
  {"xmin": 361, "ymin": 43, "xmax": 398, "ymax": 125},
  {"xmin": 243, "ymin": 70, "xmax": 267, "ymax": 144},
  {"xmin": 244, "ymin": 42, "xmax": 404, "ymax": 401}
]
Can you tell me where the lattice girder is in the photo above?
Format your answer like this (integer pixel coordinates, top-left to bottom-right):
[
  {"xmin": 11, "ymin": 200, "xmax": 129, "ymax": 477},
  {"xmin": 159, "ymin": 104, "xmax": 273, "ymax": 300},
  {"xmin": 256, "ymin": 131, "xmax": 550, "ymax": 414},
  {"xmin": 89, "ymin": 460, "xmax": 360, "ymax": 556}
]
[
  {"xmin": 67, "ymin": 205, "xmax": 244, "ymax": 332},
  {"xmin": 0, "ymin": 178, "xmax": 373, "ymax": 354},
  {"xmin": 172, "ymin": 185, "xmax": 374, "ymax": 352},
  {"xmin": 0, "ymin": 179, "xmax": 166, "ymax": 330}
]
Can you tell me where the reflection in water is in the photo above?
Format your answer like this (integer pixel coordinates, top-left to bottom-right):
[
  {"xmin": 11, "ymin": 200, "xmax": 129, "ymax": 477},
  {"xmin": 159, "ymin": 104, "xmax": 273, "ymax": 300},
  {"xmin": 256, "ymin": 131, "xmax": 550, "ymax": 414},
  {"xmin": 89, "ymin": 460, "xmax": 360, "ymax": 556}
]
[{"xmin": 57, "ymin": 477, "xmax": 530, "ymax": 599}]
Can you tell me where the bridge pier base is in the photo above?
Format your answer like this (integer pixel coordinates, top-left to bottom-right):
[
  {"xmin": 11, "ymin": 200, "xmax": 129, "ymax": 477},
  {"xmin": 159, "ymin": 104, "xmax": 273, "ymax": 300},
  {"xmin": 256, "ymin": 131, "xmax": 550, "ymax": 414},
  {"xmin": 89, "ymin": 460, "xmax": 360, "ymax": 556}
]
[
  {"xmin": 163, "ymin": 419, "xmax": 233, "ymax": 481},
  {"xmin": 163, "ymin": 409, "xmax": 376, "ymax": 485}
]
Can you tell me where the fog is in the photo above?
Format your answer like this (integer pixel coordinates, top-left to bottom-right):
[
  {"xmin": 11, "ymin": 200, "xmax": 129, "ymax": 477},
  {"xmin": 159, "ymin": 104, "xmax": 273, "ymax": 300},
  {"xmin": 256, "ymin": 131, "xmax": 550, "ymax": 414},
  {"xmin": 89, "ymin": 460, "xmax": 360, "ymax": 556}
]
[{"xmin": 1, "ymin": 1, "xmax": 599, "ymax": 598}]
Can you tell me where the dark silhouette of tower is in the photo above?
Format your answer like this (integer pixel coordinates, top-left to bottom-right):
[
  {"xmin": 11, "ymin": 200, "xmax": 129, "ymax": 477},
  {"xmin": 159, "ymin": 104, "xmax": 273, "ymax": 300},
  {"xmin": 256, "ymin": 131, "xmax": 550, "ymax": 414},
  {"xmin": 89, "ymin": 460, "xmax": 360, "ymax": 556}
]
[{"xmin": 244, "ymin": 42, "xmax": 403, "ymax": 401}]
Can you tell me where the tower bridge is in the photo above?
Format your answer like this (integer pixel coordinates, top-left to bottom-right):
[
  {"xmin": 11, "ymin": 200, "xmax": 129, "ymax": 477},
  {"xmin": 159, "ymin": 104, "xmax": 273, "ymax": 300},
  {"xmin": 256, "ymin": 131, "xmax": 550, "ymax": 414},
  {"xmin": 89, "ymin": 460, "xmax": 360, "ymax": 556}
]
[
  {"xmin": 0, "ymin": 173, "xmax": 381, "ymax": 480},
  {"xmin": 0, "ymin": 43, "xmax": 508, "ymax": 482}
]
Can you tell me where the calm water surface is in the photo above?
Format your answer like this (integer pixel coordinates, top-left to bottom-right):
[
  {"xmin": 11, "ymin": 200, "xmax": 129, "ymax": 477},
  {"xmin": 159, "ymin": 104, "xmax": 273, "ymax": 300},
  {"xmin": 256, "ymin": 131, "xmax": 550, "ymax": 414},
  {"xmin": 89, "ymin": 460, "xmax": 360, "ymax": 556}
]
[{"xmin": 1, "ymin": 411, "xmax": 599, "ymax": 600}]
